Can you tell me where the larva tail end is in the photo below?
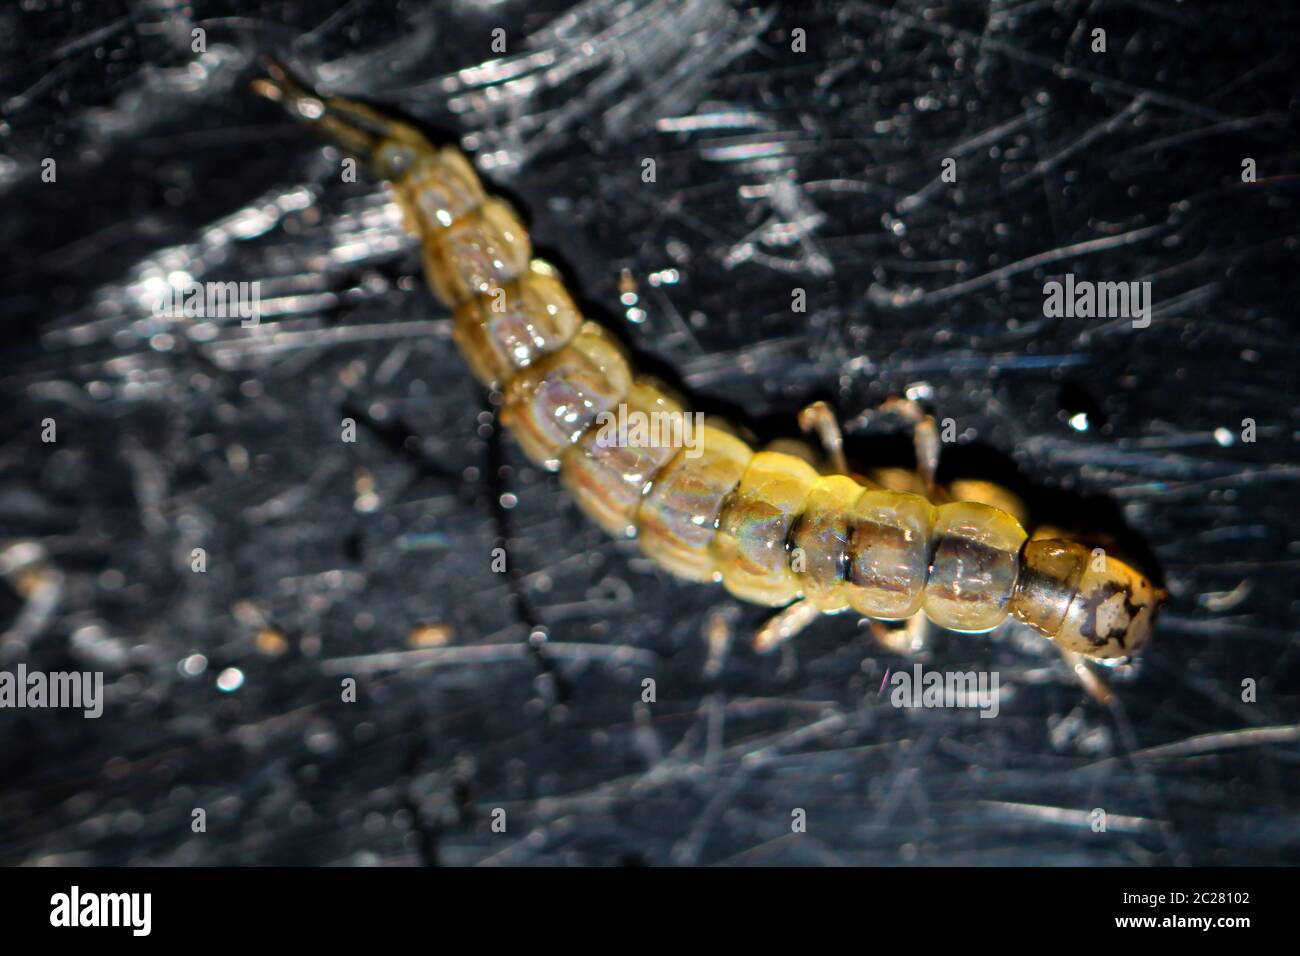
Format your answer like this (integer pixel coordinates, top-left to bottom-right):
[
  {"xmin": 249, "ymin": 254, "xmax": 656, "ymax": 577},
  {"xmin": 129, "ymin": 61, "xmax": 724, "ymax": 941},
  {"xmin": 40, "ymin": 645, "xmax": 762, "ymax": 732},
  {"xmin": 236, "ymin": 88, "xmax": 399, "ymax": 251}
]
[
  {"xmin": 252, "ymin": 56, "xmax": 430, "ymax": 181},
  {"xmin": 250, "ymin": 57, "xmax": 316, "ymax": 112}
]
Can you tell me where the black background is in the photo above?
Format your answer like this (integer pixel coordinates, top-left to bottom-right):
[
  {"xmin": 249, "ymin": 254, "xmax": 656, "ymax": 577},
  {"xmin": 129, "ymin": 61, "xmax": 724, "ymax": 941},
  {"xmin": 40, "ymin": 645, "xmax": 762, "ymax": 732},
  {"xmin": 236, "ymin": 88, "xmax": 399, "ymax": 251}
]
[{"xmin": 0, "ymin": 0, "xmax": 1297, "ymax": 866}]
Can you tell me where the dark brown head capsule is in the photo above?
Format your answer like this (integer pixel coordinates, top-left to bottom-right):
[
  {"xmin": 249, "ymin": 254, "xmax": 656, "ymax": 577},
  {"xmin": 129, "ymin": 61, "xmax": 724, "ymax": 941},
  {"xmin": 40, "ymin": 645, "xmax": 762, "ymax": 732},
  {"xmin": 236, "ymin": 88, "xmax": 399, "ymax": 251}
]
[{"xmin": 1011, "ymin": 539, "xmax": 1164, "ymax": 659}]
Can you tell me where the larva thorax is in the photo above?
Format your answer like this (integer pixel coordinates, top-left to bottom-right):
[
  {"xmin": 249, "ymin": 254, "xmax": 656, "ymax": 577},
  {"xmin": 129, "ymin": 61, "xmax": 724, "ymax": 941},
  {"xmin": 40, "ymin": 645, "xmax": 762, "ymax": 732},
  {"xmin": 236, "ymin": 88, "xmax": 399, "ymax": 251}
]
[{"xmin": 254, "ymin": 63, "xmax": 1163, "ymax": 663}]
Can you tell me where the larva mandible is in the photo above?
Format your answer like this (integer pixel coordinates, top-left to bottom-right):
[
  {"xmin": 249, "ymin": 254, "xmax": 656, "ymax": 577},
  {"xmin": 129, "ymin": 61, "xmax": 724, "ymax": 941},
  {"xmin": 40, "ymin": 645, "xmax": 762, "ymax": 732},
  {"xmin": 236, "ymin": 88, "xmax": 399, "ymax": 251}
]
[{"xmin": 252, "ymin": 61, "xmax": 1166, "ymax": 674}]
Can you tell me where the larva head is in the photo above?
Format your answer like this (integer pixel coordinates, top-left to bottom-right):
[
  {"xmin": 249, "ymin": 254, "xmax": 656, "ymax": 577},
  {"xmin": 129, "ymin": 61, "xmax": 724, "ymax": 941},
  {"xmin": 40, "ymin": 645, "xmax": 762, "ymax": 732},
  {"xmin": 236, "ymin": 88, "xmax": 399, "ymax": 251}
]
[
  {"xmin": 1011, "ymin": 539, "xmax": 1165, "ymax": 660},
  {"xmin": 253, "ymin": 58, "xmax": 429, "ymax": 180}
]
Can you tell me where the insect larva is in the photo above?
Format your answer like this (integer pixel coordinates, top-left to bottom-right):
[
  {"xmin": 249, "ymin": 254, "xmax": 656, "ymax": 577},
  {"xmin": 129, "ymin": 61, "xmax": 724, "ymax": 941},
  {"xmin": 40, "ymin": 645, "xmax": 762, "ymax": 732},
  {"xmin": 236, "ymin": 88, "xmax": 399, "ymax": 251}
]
[{"xmin": 253, "ymin": 62, "xmax": 1166, "ymax": 671}]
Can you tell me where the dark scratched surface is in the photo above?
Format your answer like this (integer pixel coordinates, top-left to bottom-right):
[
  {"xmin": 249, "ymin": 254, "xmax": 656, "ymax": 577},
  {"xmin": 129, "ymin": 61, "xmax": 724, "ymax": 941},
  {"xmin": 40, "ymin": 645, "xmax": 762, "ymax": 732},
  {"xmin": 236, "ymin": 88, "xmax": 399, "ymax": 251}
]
[{"xmin": 1, "ymin": 0, "xmax": 1298, "ymax": 866}]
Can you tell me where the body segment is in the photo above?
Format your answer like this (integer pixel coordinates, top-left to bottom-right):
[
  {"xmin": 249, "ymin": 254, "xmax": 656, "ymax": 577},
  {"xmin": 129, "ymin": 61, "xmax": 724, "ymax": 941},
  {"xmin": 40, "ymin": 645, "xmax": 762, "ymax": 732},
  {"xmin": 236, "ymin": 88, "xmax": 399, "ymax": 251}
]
[
  {"xmin": 711, "ymin": 451, "xmax": 820, "ymax": 606},
  {"xmin": 634, "ymin": 424, "xmax": 753, "ymax": 583},
  {"xmin": 560, "ymin": 379, "xmax": 686, "ymax": 538},
  {"xmin": 923, "ymin": 502, "xmax": 1027, "ymax": 633},
  {"xmin": 500, "ymin": 323, "xmax": 632, "ymax": 470},
  {"xmin": 451, "ymin": 261, "xmax": 582, "ymax": 387},
  {"xmin": 845, "ymin": 490, "xmax": 934, "ymax": 621},
  {"xmin": 790, "ymin": 475, "xmax": 865, "ymax": 612}
]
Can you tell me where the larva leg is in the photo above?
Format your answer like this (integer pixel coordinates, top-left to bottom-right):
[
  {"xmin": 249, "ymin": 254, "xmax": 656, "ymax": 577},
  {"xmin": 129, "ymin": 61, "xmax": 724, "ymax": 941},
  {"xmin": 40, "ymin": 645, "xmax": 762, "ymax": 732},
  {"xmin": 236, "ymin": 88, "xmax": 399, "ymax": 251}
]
[
  {"xmin": 1057, "ymin": 646, "xmax": 1114, "ymax": 705},
  {"xmin": 868, "ymin": 613, "xmax": 930, "ymax": 656},
  {"xmin": 852, "ymin": 397, "xmax": 941, "ymax": 492},
  {"xmin": 797, "ymin": 400, "xmax": 849, "ymax": 475},
  {"xmin": 879, "ymin": 397, "xmax": 940, "ymax": 492},
  {"xmin": 752, "ymin": 599, "xmax": 821, "ymax": 654}
]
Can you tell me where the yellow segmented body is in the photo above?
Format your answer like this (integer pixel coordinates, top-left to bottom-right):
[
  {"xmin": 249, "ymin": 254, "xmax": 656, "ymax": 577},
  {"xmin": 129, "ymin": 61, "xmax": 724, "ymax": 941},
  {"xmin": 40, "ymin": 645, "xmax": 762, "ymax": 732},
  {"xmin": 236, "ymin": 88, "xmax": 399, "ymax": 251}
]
[{"xmin": 255, "ymin": 67, "xmax": 1163, "ymax": 662}]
